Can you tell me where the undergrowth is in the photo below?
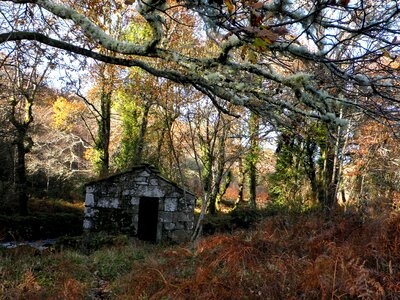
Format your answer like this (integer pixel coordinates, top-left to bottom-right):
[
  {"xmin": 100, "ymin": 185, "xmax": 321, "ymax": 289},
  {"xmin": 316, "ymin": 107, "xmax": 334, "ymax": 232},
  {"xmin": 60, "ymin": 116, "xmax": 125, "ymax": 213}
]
[
  {"xmin": 116, "ymin": 211, "xmax": 400, "ymax": 299},
  {"xmin": 0, "ymin": 198, "xmax": 84, "ymax": 241},
  {"xmin": 1, "ymin": 211, "xmax": 399, "ymax": 299}
]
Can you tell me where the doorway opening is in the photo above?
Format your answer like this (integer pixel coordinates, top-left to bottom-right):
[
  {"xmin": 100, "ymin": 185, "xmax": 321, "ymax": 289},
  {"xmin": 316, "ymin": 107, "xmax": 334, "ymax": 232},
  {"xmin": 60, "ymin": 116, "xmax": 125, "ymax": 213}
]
[{"xmin": 137, "ymin": 197, "xmax": 159, "ymax": 242}]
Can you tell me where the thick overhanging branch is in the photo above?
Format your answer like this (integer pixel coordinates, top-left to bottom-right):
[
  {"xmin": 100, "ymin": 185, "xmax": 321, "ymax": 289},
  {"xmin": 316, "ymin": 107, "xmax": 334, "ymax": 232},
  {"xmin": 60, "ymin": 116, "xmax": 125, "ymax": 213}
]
[
  {"xmin": 2, "ymin": 0, "xmax": 400, "ymax": 125},
  {"xmin": 0, "ymin": 31, "xmax": 246, "ymax": 107},
  {"xmin": 5, "ymin": 0, "xmax": 148, "ymax": 55},
  {"xmin": 0, "ymin": 30, "xmax": 365, "ymax": 123}
]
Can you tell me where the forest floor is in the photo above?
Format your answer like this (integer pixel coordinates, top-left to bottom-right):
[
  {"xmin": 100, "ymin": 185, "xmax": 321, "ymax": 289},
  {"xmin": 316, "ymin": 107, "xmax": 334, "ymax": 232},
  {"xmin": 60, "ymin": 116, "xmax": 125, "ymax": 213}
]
[{"xmin": 0, "ymin": 202, "xmax": 400, "ymax": 299}]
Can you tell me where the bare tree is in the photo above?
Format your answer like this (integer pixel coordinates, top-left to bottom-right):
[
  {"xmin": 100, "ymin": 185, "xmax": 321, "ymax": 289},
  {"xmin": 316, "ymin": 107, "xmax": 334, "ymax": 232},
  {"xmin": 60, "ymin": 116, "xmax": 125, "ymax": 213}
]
[{"xmin": 1, "ymin": 44, "xmax": 54, "ymax": 215}]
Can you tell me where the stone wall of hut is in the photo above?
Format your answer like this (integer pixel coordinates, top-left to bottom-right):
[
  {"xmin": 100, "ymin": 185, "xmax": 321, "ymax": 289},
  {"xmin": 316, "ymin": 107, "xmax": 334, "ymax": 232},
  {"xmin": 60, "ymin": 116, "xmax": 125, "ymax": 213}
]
[{"xmin": 83, "ymin": 166, "xmax": 196, "ymax": 243}]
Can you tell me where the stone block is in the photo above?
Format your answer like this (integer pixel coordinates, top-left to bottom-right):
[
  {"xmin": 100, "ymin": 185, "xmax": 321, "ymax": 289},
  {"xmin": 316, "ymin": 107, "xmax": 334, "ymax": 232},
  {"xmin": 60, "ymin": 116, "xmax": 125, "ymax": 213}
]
[
  {"xmin": 98, "ymin": 198, "xmax": 120, "ymax": 208},
  {"xmin": 83, "ymin": 219, "xmax": 92, "ymax": 230},
  {"xmin": 169, "ymin": 191, "xmax": 182, "ymax": 197},
  {"xmin": 130, "ymin": 197, "xmax": 140, "ymax": 205},
  {"xmin": 134, "ymin": 177, "xmax": 147, "ymax": 183},
  {"xmin": 150, "ymin": 179, "xmax": 159, "ymax": 186},
  {"xmin": 137, "ymin": 186, "xmax": 164, "ymax": 198},
  {"xmin": 135, "ymin": 182, "xmax": 148, "ymax": 185},
  {"xmin": 85, "ymin": 193, "xmax": 94, "ymax": 206},
  {"xmin": 122, "ymin": 189, "xmax": 134, "ymax": 196},
  {"xmin": 164, "ymin": 222, "xmax": 175, "ymax": 231},
  {"xmin": 175, "ymin": 222, "xmax": 184, "ymax": 230},
  {"xmin": 138, "ymin": 170, "xmax": 150, "ymax": 177},
  {"xmin": 156, "ymin": 223, "xmax": 162, "ymax": 242},
  {"xmin": 164, "ymin": 198, "xmax": 178, "ymax": 212},
  {"xmin": 84, "ymin": 207, "xmax": 96, "ymax": 217},
  {"xmin": 107, "ymin": 186, "xmax": 118, "ymax": 195},
  {"xmin": 159, "ymin": 212, "xmax": 173, "ymax": 223},
  {"xmin": 177, "ymin": 212, "xmax": 192, "ymax": 222}
]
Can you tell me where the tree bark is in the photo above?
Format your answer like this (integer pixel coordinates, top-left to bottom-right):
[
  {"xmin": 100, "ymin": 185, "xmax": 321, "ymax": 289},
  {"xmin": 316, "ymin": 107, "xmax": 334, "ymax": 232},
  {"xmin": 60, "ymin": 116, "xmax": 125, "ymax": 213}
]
[
  {"xmin": 96, "ymin": 91, "xmax": 111, "ymax": 177},
  {"xmin": 235, "ymin": 157, "xmax": 245, "ymax": 206},
  {"xmin": 208, "ymin": 123, "xmax": 227, "ymax": 214},
  {"xmin": 133, "ymin": 101, "xmax": 151, "ymax": 165},
  {"xmin": 323, "ymin": 131, "xmax": 337, "ymax": 210},
  {"xmin": 248, "ymin": 113, "xmax": 260, "ymax": 209},
  {"xmin": 14, "ymin": 137, "xmax": 29, "ymax": 216}
]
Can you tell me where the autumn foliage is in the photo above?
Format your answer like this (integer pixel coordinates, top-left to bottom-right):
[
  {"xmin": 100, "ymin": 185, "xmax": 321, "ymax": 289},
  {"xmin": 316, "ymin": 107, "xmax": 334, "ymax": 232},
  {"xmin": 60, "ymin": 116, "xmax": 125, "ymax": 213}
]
[{"xmin": 116, "ymin": 212, "xmax": 399, "ymax": 299}]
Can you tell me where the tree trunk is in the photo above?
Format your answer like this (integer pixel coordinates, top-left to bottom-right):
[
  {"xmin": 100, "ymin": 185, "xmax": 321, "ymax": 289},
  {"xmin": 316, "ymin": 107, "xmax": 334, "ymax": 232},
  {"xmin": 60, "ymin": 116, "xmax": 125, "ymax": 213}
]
[
  {"xmin": 155, "ymin": 126, "xmax": 166, "ymax": 168},
  {"xmin": 248, "ymin": 113, "xmax": 260, "ymax": 209},
  {"xmin": 323, "ymin": 132, "xmax": 337, "ymax": 210},
  {"xmin": 249, "ymin": 162, "xmax": 257, "ymax": 208},
  {"xmin": 96, "ymin": 91, "xmax": 111, "ymax": 177},
  {"xmin": 11, "ymin": 103, "xmax": 33, "ymax": 216},
  {"xmin": 208, "ymin": 124, "xmax": 227, "ymax": 214},
  {"xmin": 304, "ymin": 138, "xmax": 325, "ymax": 203},
  {"xmin": 235, "ymin": 157, "xmax": 245, "ymax": 206},
  {"xmin": 133, "ymin": 102, "xmax": 150, "ymax": 165},
  {"xmin": 305, "ymin": 139, "xmax": 318, "ymax": 201},
  {"xmin": 216, "ymin": 170, "xmax": 232, "ymax": 211},
  {"xmin": 202, "ymin": 148, "xmax": 214, "ymax": 213},
  {"xmin": 13, "ymin": 130, "xmax": 31, "ymax": 216}
]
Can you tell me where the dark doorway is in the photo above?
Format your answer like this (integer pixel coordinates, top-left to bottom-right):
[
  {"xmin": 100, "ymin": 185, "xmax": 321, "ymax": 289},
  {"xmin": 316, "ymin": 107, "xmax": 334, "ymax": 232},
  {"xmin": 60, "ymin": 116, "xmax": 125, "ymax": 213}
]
[{"xmin": 138, "ymin": 197, "xmax": 159, "ymax": 242}]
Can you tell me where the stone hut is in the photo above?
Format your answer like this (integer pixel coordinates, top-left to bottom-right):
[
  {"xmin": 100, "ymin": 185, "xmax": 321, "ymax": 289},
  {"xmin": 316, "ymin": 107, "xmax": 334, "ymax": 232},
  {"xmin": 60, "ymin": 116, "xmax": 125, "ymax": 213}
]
[{"xmin": 83, "ymin": 165, "xmax": 196, "ymax": 243}]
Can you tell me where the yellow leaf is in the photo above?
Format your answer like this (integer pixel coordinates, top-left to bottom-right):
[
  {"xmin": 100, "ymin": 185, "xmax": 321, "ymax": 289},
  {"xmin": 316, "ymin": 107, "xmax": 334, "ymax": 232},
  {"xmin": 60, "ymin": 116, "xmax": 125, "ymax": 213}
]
[
  {"xmin": 225, "ymin": 0, "xmax": 235, "ymax": 14},
  {"xmin": 52, "ymin": 97, "xmax": 85, "ymax": 132}
]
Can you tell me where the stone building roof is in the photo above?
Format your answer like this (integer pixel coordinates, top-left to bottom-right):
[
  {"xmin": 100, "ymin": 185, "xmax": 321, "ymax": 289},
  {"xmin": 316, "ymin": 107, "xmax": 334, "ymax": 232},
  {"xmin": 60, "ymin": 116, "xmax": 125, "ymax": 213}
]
[{"xmin": 85, "ymin": 164, "xmax": 195, "ymax": 196}]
